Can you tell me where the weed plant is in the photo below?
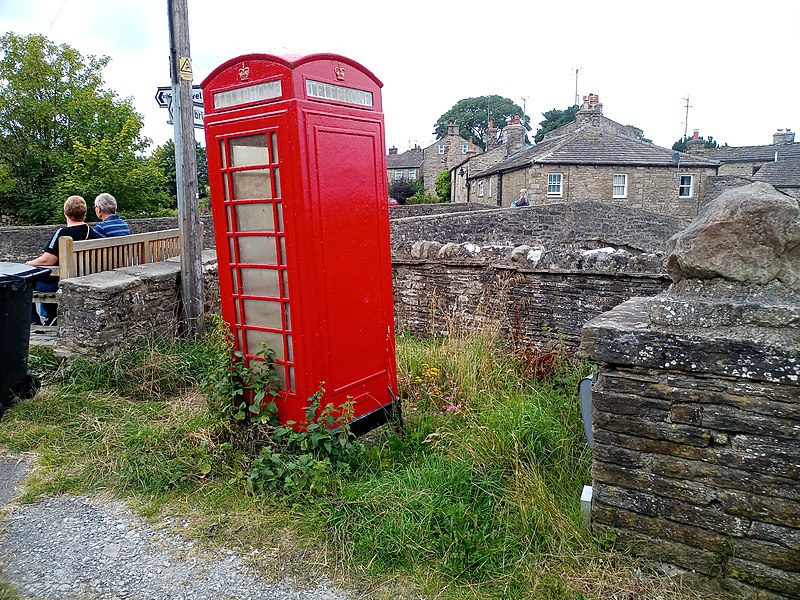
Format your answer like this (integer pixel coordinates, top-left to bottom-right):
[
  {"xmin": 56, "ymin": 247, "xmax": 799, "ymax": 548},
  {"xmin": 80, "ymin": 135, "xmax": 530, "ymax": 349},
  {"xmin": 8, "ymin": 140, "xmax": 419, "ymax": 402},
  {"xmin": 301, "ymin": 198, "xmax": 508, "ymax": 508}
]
[{"xmin": 0, "ymin": 323, "xmax": 711, "ymax": 600}]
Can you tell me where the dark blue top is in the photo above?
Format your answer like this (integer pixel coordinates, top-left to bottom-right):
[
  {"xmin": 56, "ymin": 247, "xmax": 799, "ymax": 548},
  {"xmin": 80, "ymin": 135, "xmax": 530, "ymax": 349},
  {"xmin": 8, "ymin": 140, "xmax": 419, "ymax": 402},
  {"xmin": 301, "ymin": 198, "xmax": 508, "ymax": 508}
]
[{"xmin": 93, "ymin": 214, "xmax": 130, "ymax": 238}]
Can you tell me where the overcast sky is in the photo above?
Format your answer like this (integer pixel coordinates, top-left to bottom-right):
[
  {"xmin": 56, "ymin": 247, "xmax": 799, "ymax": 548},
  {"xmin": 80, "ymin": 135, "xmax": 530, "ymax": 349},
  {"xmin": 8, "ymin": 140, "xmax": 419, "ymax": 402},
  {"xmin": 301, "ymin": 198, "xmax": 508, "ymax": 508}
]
[{"xmin": 3, "ymin": 0, "xmax": 799, "ymax": 153}]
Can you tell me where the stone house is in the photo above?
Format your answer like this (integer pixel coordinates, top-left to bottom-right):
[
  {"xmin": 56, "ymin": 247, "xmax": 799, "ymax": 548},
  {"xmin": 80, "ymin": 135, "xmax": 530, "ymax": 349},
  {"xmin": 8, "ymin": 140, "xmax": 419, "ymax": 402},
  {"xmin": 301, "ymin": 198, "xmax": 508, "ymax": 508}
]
[
  {"xmin": 688, "ymin": 128, "xmax": 800, "ymax": 198},
  {"xmin": 451, "ymin": 116, "xmax": 527, "ymax": 203},
  {"xmin": 388, "ymin": 124, "xmax": 477, "ymax": 197},
  {"xmin": 465, "ymin": 95, "xmax": 720, "ymax": 220},
  {"xmin": 386, "ymin": 146, "xmax": 423, "ymax": 189}
]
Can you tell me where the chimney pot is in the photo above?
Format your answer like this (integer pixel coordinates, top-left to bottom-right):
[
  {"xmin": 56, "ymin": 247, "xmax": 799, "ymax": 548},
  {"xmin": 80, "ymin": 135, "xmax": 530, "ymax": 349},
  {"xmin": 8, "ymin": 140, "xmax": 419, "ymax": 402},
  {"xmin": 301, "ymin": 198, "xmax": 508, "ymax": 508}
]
[{"xmin": 693, "ymin": 129, "xmax": 699, "ymax": 140}]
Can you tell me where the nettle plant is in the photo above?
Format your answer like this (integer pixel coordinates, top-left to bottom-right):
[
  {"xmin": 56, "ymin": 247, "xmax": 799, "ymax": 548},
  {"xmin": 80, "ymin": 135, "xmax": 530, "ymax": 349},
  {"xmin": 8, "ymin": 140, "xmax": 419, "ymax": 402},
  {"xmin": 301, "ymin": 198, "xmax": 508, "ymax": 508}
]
[
  {"xmin": 247, "ymin": 386, "xmax": 364, "ymax": 497},
  {"xmin": 204, "ymin": 342, "xmax": 363, "ymax": 497}
]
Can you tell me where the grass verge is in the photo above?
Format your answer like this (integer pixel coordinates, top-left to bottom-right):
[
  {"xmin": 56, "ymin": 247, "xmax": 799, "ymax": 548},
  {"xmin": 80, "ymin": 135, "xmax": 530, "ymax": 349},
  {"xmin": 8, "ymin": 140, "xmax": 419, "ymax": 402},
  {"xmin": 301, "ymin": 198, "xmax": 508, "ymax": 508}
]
[{"xmin": 0, "ymin": 326, "xmax": 713, "ymax": 599}]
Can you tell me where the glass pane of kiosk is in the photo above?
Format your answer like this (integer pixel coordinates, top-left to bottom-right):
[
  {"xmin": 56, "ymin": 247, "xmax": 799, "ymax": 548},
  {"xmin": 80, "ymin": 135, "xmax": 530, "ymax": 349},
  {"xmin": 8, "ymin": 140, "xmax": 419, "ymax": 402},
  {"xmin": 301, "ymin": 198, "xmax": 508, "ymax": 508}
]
[{"xmin": 221, "ymin": 131, "xmax": 293, "ymax": 391}]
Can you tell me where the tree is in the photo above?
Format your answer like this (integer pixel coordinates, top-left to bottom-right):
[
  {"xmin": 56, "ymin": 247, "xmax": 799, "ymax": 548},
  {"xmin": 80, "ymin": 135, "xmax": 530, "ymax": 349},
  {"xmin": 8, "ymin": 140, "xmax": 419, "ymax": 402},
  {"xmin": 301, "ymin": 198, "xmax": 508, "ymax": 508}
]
[
  {"xmin": 672, "ymin": 135, "xmax": 727, "ymax": 152},
  {"xmin": 434, "ymin": 170, "xmax": 451, "ymax": 202},
  {"xmin": 625, "ymin": 125, "xmax": 652, "ymax": 143},
  {"xmin": 150, "ymin": 140, "xmax": 209, "ymax": 208},
  {"xmin": 434, "ymin": 96, "xmax": 529, "ymax": 149},
  {"xmin": 534, "ymin": 105, "xmax": 579, "ymax": 143},
  {"xmin": 0, "ymin": 33, "xmax": 163, "ymax": 223},
  {"xmin": 389, "ymin": 180, "xmax": 416, "ymax": 204}
]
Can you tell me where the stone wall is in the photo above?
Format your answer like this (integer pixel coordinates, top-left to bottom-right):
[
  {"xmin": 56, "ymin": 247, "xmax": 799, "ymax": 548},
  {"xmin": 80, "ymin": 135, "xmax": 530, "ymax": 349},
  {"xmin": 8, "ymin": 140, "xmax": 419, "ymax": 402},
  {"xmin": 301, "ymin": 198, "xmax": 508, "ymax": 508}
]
[
  {"xmin": 390, "ymin": 201, "xmax": 686, "ymax": 251},
  {"xmin": 55, "ymin": 251, "xmax": 219, "ymax": 358},
  {"xmin": 580, "ymin": 183, "xmax": 800, "ymax": 599},
  {"xmin": 389, "ymin": 202, "xmax": 493, "ymax": 220},
  {"xmin": 394, "ymin": 246, "xmax": 670, "ymax": 346},
  {"xmin": 0, "ymin": 215, "xmax": 216, "ymax": 263}
]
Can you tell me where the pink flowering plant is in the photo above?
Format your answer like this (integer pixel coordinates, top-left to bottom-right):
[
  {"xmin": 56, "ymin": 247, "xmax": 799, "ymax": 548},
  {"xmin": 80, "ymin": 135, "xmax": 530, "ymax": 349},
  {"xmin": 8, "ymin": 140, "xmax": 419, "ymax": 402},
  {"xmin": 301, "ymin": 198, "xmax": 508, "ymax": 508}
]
[{"xmin": 399, "ymin": 362, "xmax": 464, "ymax": 421}]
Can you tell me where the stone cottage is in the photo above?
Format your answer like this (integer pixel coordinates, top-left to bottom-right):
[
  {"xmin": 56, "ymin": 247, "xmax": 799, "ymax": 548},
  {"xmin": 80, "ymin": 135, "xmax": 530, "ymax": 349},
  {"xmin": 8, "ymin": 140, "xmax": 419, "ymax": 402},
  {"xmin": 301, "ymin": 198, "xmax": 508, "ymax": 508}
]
[
  {"xmin": 689, "ymin": 128, "xmax": 800, "ymax": 198},
  {"xmin": 466, "ymin": 95, "xmax": 721, "ymax": 220},
  {"xmin": 387, "ymin": 123, "xmax": 477, "ymax": 197}
]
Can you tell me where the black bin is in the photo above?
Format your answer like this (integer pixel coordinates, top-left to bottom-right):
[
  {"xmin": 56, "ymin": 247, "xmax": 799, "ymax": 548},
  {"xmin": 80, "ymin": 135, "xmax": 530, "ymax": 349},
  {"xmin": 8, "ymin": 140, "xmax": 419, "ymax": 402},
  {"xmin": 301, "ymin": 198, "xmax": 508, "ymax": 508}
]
[{"xmin": 0, "ymin": 262, "xmax": 51, "ymax": 414}]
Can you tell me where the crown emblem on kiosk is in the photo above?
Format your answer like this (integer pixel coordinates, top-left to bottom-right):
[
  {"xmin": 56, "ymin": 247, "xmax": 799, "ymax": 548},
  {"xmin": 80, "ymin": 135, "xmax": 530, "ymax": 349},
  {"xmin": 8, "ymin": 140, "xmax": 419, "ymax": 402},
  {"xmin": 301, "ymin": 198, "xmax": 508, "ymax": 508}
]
[
  {"xmin": 238, "ymin": 63, "xmax": 250, "ymax": 81},
  {"xmin": 334, "ymin": 63, "xmax": 345, "ymax": 81}
]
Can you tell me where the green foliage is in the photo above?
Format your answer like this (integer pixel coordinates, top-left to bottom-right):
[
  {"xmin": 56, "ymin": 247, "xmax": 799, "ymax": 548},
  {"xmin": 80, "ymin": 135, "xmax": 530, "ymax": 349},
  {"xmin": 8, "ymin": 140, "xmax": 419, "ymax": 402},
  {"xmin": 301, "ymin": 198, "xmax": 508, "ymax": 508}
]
[
  {"xmin": 625, "ymin": 125, "xmax": 652, "ymax": 143},
  {"xmin": 201, "ymin": 323, "xmax": 282, "ymax": 424},
  {"xmin": 434, "ymin": 169, "xmax": 451, "ymax": 202},
  {"xmin": 0, "ymin": 33, "xmax": 162, "ymax": 223},
  {"xmin": 535, "ymin": 105, "xmax": 579, "ymax": 143},
  {"xmin": 388, "ymin": 179, "xmax": 416, "ymax": 203},
  {"xmin": 149, "ymin": 139, "xmax": 210, "ymax": 209},
  {"xmin": 672, "ymin": 135, "xmax": 727, "ymax": 151},
  {"xmin": 434, "ymin": 95, "xmax": 530, "ymax": 149},
  {"xmin": 247, "ymin": 389, "xmax": 363, "ymax": 497}
]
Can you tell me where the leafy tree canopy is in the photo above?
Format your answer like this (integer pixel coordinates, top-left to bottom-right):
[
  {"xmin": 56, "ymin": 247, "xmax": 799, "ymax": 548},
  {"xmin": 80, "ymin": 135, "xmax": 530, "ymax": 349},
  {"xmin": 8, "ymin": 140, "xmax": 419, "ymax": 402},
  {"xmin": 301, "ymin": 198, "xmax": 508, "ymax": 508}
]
[
  {"xmin": 434, "ymin": 170, "xmax": 451, "ymax": 202},
  {"xmin": 150, "ymin": 140, "xmax": 209, "ymax": 209},
  {"xmin": 389, "ymin": 180, "xmax": 416, "ymax": 204},
  {"xmin": 625, "ymin": 125, "xmax": 652, "ymax": 143},
  {"xmin": 672, "ymin": 135, "xmax": 728, "ymax": 152},
  {"xmin": 0, "ymin": 33, "xmax": 165, "ymax": 223},
  {"xmin": 434, "ymin": 96, "xmax": 529, "ymax": 150},
  {"xmin": 534, "ymin": 105, "xmax": 579, "ymax": 143}
]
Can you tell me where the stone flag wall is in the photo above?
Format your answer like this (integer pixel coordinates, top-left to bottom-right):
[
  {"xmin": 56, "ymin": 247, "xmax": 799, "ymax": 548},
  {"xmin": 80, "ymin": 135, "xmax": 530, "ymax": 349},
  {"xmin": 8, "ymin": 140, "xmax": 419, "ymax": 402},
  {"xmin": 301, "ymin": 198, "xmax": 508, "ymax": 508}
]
[
  {"xmin": 55, "ymin": 251, "xmax": 219, "ymax": 358},
  {"xmin": 581, "ymin": 183, "xmax": 800, "ymax": 599}
]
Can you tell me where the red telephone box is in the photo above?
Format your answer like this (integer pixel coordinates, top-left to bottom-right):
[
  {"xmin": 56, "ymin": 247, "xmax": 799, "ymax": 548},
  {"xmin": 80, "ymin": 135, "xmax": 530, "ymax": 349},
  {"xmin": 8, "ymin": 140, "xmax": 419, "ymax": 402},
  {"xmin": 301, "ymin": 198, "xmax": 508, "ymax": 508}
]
[{"xmin": 201, "ymin": 53, "xmax": 398, "ymax": 431}]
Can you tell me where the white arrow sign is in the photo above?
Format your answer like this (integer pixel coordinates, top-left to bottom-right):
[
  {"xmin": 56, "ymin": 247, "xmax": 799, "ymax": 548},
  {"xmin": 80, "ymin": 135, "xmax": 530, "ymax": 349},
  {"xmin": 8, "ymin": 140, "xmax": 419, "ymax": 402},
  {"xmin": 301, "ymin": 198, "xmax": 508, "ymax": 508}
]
[
  {"xmin": 166, "ymin": 97, "xmax": 204, "ymax": 129},
  {"xmin": 155, "ymin": 85, "xmax": 203, "ymax": 107},
  {"xmin": 156, "ymin": 86, "xmax": 204, "ymax": 128}
]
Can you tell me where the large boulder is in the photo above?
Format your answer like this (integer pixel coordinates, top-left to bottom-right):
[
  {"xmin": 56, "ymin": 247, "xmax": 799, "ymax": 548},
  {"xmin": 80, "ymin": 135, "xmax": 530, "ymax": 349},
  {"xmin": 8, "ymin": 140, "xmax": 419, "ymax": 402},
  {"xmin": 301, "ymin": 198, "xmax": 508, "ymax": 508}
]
[{"xmin": 665, "ymin": 182, "xmax": 800, "ymax": 290}]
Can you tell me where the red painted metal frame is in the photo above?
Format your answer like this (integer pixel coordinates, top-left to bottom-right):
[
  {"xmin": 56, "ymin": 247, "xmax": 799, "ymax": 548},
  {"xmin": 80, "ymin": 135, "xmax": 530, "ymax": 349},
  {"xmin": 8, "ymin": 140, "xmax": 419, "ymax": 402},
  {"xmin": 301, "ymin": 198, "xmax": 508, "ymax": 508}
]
[{"xmin": 201, "ymin": 54, "xmax": 397, "ymax": 428}]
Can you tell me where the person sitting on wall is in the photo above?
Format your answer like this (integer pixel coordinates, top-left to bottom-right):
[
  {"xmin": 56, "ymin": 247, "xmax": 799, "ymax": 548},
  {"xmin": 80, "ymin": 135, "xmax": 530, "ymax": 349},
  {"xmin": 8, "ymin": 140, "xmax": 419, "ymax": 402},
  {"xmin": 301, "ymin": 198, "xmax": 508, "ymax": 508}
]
[
  {"xmin": 510, "ymin": 188, "xmax": 529, "ymax": 207},
  {"xmin": 92, "ymin": 192, "xmax": 130, "ymax": 237},
  {"xmin": 26, "ymin": 195, "xmax": 98, "ymax": 326}
]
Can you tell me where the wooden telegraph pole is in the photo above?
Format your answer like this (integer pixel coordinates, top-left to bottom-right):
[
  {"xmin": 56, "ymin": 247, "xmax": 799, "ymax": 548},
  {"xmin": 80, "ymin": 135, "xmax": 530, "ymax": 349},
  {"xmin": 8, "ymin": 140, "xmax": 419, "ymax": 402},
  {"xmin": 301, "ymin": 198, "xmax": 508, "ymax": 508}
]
[{"xmin": 167, "ymin": 0, "xmax": 204, "ymax": 337}]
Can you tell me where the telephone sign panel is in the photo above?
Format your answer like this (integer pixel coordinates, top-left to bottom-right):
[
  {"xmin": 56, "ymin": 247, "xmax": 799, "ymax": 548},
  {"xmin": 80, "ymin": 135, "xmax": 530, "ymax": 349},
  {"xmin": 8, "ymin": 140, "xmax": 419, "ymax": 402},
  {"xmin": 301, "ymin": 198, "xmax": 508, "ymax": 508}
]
[{"xmin": 201, "ymin": 54, "xmax": 397, "ymax": 431}]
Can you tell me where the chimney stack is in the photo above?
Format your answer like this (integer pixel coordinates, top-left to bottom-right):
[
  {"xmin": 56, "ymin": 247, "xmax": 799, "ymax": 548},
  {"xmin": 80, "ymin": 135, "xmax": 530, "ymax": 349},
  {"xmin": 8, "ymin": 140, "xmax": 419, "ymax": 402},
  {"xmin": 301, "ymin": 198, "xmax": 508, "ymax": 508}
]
[
  {"xmin": 685, "ymin": 130, "xmax": 704, "ymax": 154},
  {"xmin": 773, "ymin": 128, "xmax": 796, "ymax": 145},
  {"xmin": 388, "ymin": 146, "xmax": 398, "ymax": 155},
  {"xmin": 503, "ymin": 114, "xmax": 526, "ymax": 154},
  {"xmin": 447, "ymin": 122, "xmax": 459, "ymax": 136}
]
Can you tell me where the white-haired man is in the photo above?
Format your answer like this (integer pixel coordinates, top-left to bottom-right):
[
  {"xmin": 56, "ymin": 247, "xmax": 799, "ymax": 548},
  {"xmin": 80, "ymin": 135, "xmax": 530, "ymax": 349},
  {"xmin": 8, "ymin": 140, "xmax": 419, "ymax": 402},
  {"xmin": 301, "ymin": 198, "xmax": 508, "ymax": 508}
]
[{"xmin": 93, "ymin": 193, "xmax": 130, "ymax": 238}]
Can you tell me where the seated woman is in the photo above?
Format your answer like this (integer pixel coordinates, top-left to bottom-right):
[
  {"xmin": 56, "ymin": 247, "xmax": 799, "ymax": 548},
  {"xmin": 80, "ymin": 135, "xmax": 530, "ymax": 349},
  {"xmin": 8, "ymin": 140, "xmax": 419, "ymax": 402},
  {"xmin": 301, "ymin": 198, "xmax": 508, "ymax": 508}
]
[{"xmin": 26, "ymin": 195, "xmax": 97, "ymax": 325}]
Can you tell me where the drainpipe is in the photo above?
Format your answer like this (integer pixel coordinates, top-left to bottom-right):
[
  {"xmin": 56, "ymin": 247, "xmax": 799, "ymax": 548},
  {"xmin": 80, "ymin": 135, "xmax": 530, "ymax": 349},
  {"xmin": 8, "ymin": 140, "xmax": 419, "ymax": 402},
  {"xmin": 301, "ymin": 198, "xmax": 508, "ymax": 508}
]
[{"xmin": 497, "ymin": 173, "xmax": 503, "ymax": 207}]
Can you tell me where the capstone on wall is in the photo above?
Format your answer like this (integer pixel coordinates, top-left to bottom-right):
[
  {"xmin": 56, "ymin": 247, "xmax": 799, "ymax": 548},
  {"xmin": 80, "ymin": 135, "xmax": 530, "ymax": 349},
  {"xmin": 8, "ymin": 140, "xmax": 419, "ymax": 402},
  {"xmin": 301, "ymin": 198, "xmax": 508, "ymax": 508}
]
[{"xmin": 56, "ymin": 251, "xmax": 219, "ymax": 358}]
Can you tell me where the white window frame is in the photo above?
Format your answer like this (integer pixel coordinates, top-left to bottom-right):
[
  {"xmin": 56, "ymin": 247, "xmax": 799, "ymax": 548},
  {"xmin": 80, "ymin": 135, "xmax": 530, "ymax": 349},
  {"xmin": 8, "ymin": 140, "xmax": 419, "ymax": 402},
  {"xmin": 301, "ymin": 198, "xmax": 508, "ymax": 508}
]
[
  {"xmin": 438, "ymin": 144, "xmax": 445, "ymax": 155},
  {"xmin": 679, "ymin": 174, "xmax": 694, "ymax": 198},
  {"xmin": 461, "ymin": 143, "xmax": 468, "ymax": 154},
  {"xmin": 612, "ymin": 173, "xmax": 628, "ymax": 198},
  {"xmin": 478, "ymin": 180, "xmax": 485, "ymax": 197},
  {"xmin": 408, "ymin": 169, "xmax": 416, "ymax": 181},
  {"xmin": 394, "ymin": 170, "xmax": 402, "ymax": 181},
  {"xmin": 547, "ymin": 173, "xmax": 563, "ymax": 197}
]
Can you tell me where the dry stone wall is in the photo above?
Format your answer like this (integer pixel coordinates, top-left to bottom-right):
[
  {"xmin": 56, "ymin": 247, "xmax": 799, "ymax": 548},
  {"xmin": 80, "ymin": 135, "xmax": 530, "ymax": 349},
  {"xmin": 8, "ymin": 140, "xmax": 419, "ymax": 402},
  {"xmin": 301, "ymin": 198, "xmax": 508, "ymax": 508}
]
[
  {"xmin": 580, "ymin": 183, "xmax": 800, "ymax": 599},
  {"xmin": 56, "ymin": 251, "xmax": 219, "ymax": 358},
  {"xmin": 391, "ymin": 200, "xmax": 685, "ymax": 346}
]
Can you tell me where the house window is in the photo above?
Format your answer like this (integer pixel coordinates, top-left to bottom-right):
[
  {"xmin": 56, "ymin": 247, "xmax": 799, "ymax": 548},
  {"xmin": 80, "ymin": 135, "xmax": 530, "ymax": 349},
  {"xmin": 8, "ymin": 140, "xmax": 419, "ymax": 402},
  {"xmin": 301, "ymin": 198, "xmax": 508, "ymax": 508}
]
[
  {"xmin": 478, "ymin": 180, "xmax": 485, "ymax": 197},
  {"xmin": 679, "ymin": 174, "xmax": 694, "ymax": 198},
  {"xmin": 409, "ymin": 169, "xmax": 417, "ymax": 180},
  {"xmin": 547, "ymin": 173, "xmax": 563, "ymax": 197},
  {"xmin": 461, "ymin": 143, "xmax": 468, "ymax": 154},
  {"xmin": 394, "ymin": 170, "xmax": 402, "ymax": 180},
  {"xmin": 612, "ymin": 173, "xmax": 628, "ymax": 198},
  {"xmin": 438, "ymin": 144, "xmax": 445, "ymax": 155}
]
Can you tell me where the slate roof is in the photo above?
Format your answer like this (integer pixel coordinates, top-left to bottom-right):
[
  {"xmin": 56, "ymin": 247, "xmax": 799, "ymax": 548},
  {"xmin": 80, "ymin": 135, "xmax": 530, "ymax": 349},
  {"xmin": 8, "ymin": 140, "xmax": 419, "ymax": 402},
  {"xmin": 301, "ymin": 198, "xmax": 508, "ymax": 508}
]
[
  {"xmin": 752, "ymin": 157, "xmax": 800, "ymax": 188},
  {"xmin": 695, "ymin": 143, "xmax": 800, "ymax": 163},
  {"xmin": 474, "ymin": 118, "xmax": 719, "ymax": 178},
  {"xmin": 387, "ymin": 147, "xmax": 423, "ymax": 169}
]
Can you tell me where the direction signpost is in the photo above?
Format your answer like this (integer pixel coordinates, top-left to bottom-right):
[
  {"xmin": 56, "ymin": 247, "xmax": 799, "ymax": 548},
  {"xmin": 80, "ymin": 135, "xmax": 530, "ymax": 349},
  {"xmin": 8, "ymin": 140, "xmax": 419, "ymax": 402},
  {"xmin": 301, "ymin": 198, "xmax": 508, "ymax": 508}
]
[{"xmin": 155, "ymin": 85, "xmax": 204, "ymax": 128}]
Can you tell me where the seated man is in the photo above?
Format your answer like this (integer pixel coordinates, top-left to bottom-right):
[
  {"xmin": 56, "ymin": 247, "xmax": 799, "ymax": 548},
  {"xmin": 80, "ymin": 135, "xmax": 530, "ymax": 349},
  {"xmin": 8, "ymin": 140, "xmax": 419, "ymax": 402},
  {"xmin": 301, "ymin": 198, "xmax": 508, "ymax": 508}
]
[
  {"xmin": 92, "ymin": 192, "xmax": 130, "ymax": 237},
  {"xmin": 27, "ymin": 195, "xmax": 98, "ymax": 325}
]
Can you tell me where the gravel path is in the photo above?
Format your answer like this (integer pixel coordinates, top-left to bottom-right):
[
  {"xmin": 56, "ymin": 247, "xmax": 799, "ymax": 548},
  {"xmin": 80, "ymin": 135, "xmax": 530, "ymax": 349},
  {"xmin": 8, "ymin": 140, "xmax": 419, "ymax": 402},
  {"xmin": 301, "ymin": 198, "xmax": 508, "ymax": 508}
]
[{"xmin": 0, "ymin": 454, "xmax": 354, "ymax": 599}]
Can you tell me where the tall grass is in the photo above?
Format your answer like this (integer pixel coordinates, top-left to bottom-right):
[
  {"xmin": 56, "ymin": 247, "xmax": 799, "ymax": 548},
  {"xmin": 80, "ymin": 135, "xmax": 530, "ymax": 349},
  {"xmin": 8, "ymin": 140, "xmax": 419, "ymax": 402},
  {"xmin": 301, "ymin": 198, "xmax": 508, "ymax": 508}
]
[{"xmin": 0, "ymin": 326, "xmax": 712, "ymax": 600}]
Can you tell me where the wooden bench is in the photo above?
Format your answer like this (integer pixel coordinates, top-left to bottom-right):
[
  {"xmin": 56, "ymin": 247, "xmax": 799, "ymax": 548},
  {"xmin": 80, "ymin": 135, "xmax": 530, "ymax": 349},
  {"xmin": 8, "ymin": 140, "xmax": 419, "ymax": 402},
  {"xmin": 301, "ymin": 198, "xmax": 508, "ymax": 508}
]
[{"xmin": 32, "ymin": 228, "xmax": 185, "ymax": 331}]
